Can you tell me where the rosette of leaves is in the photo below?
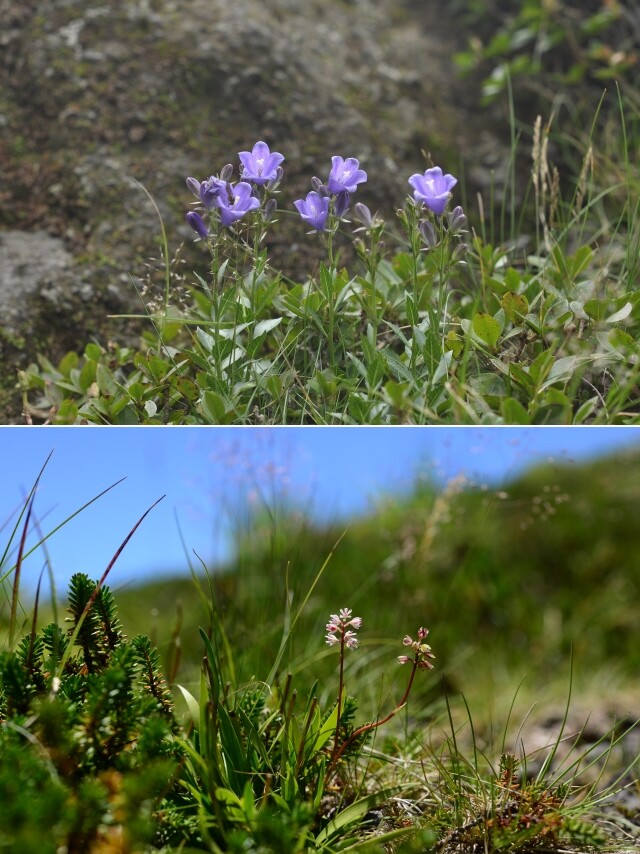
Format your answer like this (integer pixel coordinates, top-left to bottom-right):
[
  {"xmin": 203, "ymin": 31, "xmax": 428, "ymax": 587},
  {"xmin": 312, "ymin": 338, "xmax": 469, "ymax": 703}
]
[{"xmin": 0, "ymin": 573, "xmax": 194, "ymax": 852}]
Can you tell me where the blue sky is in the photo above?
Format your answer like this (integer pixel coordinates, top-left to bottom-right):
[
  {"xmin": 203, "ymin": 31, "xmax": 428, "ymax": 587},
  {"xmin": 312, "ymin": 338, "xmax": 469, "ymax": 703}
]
[{"xmin": 1, "ymin": 427, "xmax": 638, "ymax": 592}]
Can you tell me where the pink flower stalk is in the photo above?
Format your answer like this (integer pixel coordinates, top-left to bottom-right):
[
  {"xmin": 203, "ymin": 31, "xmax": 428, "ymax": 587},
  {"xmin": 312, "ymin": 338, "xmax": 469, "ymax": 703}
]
[
  {"xmin": 326, "ymin": 607, "xmax": 362, "ymax": 765},
  {"xmin": 325, "ymin": 607, "xmax": 362, "ymax": 649},
  {"xmin": 326, "ymin": 624, "xmax": 435, "ymax": 781}
]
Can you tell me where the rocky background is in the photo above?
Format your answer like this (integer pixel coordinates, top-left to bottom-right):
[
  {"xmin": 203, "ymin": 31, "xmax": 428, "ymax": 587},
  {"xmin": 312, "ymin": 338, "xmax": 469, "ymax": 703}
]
[{"xmin": 0, "ymin": 0, "xmax": 509, "ymax": 421}]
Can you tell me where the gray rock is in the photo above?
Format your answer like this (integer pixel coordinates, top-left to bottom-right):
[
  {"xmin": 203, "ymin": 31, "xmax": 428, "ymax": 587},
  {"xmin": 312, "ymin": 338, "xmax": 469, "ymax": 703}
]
[{"xmin": 0, "ymin": 231, "xmax": 74, "ymax": 332}]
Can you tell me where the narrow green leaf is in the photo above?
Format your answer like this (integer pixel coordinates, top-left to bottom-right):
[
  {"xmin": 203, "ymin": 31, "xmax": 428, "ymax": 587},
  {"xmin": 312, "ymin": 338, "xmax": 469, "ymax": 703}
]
[
  {"xmin": 176, "ymin": 684, "xmax": 200, "ymax": 725},
  {"xmin": 253, "ymin": 317, "xmax": 282, "ymax": 337}
]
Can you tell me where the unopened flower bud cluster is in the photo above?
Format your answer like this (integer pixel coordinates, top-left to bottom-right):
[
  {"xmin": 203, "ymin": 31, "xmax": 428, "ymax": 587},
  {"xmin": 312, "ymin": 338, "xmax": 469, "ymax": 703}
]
[{"xmin": 397, "ymin": 627, "xmax": 436, "ymax": 669}]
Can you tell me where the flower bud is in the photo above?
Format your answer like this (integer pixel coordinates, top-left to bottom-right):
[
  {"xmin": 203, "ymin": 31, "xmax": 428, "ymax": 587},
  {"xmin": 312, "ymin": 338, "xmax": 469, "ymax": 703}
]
[
  {"xmin": 448, "ymin": 205, "xmax": 467, "ymax": 234},
  {"xmin": 354, "ymin": 202, "xmax": 374, "ymax": 228},
  {"xmin": 263, "ymin": 197, "xmax": 277, "ymax": 221},
  {"xmin": 311, "ymin": 176, "xmax": 329, "ymax": 196},
  {"xmin": 186, "ymin": 210, "xmax": 209, "ymax": 239},
  {"xmin": 334, "ymin": 190, "xmax": 351, "ymax": 218},
  {"xmin": 186, "ymin": 176, "xmax": 201, "ymax": 197},
  {"xmin": 219, "ymin": 163, "xmax": 234, "ymax": 182},
  {"xmin": 419, "ymin": 219, "xmax": 439, "ymax": 249},
  {"xmin": 267, "ymin": 165, "xmax": 284, "ymax": 191}
]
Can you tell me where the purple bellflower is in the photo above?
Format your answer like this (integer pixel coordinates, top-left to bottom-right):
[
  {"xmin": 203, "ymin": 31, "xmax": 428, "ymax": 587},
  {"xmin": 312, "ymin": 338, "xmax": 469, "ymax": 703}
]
[
  {"xmin": 217, "ymin": 182, "xmax": 260, "ymax": 227},
  {"xmin": 199, "ymin": 176, "xmax": 227, "ymax": 211},
  {"xmin": 294, "ymin": 191, "xmax": 330, "ymax": 232},
  {"xmin": 185, "ymin": 211, "xmax": 210, "ymax": 240},
  {"xmin": 186, "ymin": 175, "xmax": 227, "ymax": 210},
  {"xmin": 327, "ymin": 156, "xmax": 367, "ymax": 194},
  {"xmin": 408, "ymin": 167, "xmax": 457, "ymax": 216},
  {"xmin": 239, "ymin": 140, "xmax": 285, "ymax": 185}
]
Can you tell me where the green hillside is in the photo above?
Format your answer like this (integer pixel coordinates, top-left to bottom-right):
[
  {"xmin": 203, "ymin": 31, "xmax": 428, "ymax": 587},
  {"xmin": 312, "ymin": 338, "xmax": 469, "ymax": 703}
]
[{"xmin": 109, "ymin": 444, "xmax": 640, "ymax": 711}]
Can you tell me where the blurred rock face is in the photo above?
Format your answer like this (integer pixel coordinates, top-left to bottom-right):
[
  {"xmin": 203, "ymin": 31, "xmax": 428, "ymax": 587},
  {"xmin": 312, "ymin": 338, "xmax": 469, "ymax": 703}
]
[{"xmin": 0, "ymin": 0, "xmax": 505, "ymax": 393}]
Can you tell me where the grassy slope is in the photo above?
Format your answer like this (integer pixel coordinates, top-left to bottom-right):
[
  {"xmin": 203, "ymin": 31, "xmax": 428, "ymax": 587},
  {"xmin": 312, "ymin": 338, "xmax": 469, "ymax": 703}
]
[{"xmin": 105, "ymin": 445, "xmax": 640, "ymax": 727}]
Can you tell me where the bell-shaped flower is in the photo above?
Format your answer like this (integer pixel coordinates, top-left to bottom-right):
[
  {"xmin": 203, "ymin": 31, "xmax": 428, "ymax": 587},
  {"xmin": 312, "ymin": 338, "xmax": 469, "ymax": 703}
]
[
  {"xmin": 327, "ymin": 156, "xmax": 367, "ymax": 194},
  {"xmin": 217, "ymin": 182, "xmax": 260, "ymax": 227},
  {"xmin": 408, "ymin": 167, "xmax": 457, "ymax": 216},
  {"xmin": 185, "ymin": 211, "xmax": 210, "ymax": 240},
  {"xmin": 239, "ymin": 141, "xmax": 285, "ymax": 185},
  {"xmin": 198, "ymin": 175, "xmax": 227, "ymax": 211},
  {"xmin": 294, "ymin": 191, "xmax": 330, "ymax": 232}
]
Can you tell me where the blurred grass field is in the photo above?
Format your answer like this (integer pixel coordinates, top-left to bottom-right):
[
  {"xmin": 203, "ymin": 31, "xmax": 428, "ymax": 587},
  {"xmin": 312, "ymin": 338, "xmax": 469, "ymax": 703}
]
[{"xmin": 93, "ymin": 442, "xmax": 640, "ymax": 738}]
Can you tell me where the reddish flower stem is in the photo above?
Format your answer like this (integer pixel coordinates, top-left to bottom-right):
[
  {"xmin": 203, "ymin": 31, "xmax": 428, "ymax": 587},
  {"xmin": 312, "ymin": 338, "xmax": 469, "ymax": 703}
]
[
  {"xmin": 330, "ymin": 630, "xmax": 347, "ymax": 764},
  {"xmin": 326, "ymin": 654, "xmax": 420, "ymax": 780}
]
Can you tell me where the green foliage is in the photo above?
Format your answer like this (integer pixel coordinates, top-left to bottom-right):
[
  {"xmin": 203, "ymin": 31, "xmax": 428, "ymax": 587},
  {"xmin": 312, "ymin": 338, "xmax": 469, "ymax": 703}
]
[
  {"xmin": 108, "ymin": 446, "xmax": 640, "ymax": 709},
  {"xmin": 428, "ymin": 745, "xmax": 609, "ymax": 853},
  {"xmin": 0, "ymin": 573, "xmax": 182, "ymax": 851},
  {"xmin": 18, "ymin": 192, "xmax": 640, "ymax": 425},
  {"xmin": 453, "ymin": 0, "xmax": 638, "ymax": 105}
]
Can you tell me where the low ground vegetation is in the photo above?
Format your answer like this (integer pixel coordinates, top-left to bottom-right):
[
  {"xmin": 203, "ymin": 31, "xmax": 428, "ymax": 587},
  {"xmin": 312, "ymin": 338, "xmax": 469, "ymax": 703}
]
[{"xmin": 2, "ymin": 449, "xmax": 639, "ymax": 851}]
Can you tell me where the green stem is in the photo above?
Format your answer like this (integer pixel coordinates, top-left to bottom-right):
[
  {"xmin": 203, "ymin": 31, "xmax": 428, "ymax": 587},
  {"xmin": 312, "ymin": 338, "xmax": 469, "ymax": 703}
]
[
  {"xmin": 331, "ymin": 634, "xmax": 346, "ymax": 763},
  {"xmin": 325, "ymin": 228, "xmax": 337, "ymax": 371}
]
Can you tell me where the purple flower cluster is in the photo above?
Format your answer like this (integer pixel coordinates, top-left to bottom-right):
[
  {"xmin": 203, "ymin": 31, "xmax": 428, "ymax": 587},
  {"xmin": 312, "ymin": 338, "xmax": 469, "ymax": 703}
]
[
  {"xmin": 294, "ymin": 156, "xmax": 368, "ymax": 233},
  {"xmin": 185, "ymin": 141, "xmax": 460, "ymax": 244},
  {"xmin": 185, "ymin": 140, "xmax": 284, "ymax": 237}
]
